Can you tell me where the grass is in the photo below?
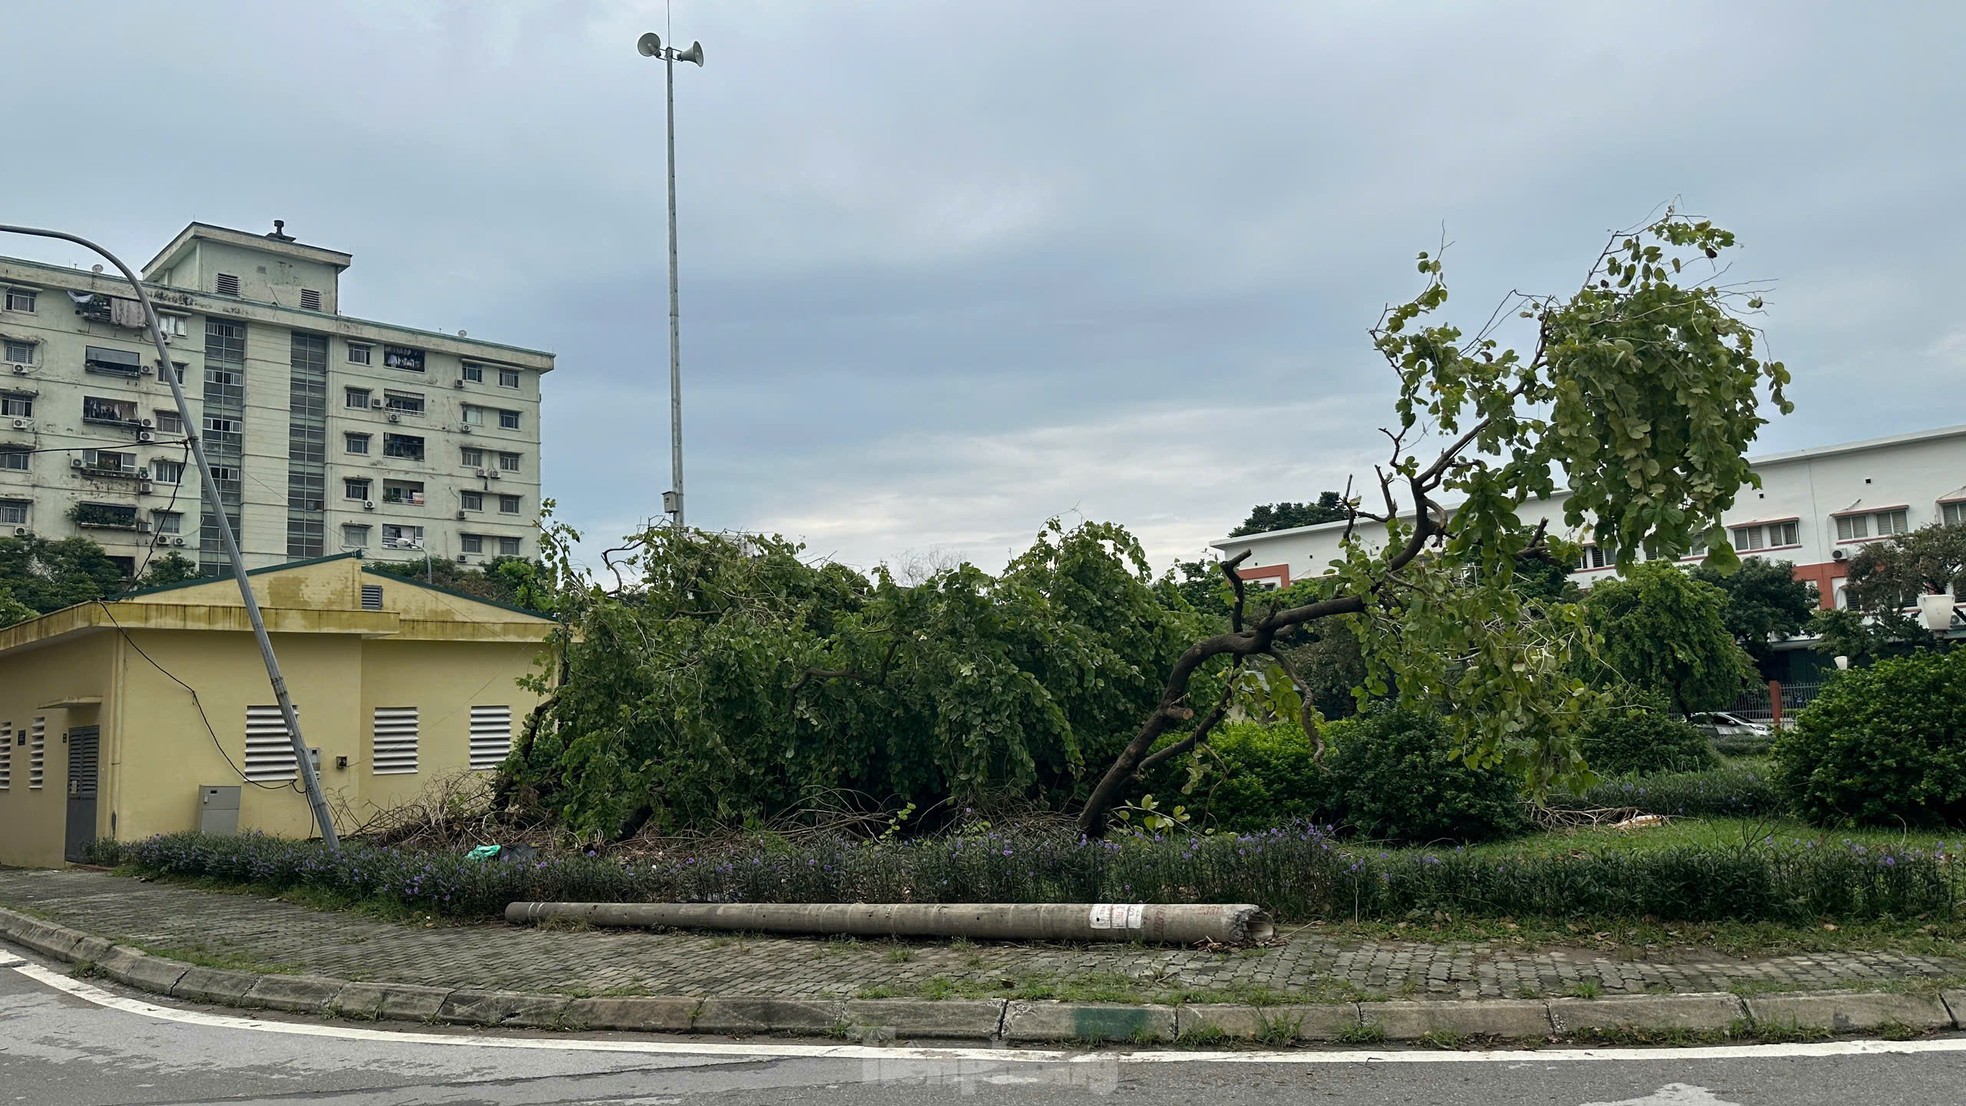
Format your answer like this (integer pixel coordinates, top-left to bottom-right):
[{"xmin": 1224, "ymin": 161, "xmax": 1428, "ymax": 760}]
[
  {"xmin": 139, "ymin": 942, "xmax": 301, "ymax": 976},
  {"xmin": 1298, "ymin": 916, "xmax": 1966, "ymax": 960}
]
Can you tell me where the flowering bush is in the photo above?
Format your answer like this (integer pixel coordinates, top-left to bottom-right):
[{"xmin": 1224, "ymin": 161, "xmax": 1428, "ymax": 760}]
[{"xmin": 91, "ymin": 822, "xmax": 1961, "ymax": 926}]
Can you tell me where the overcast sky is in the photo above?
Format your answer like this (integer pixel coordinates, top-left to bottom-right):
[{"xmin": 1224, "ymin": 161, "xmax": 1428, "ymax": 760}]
[{"xmin": 8, "ymin": 1, "xmax": 1963, "ymax": 575}]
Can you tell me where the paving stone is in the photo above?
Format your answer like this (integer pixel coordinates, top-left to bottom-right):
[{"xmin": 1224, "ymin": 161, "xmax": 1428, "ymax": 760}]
[
  {"xmin": 95, "ymin": 946, "xmax": 188, "ymax": 995},
  {"xmin": 243, "ymin": 974, "xmax": 347, "ymax": 1014},
  {"xmin": 1362, "ymin": 999, "xmax": 1552, "ymax": 1040},
  {"xmin": 1175, "ymin": 1003, "xmax": 1360, "ymax": 1041},
  {"xmin": 337, "ymin": 982, "xmax": 452, "ymax": 1023},
  {"xmin": 843, "ymin": 999, "xmax": 1005, "ymax": 1040},
  {"xmin": 1002, "ymin": 1002, "xmax": 1176, "ymax": 1043},
  {"xmin": 565, "ymin": 996, "xmax": 703, "ymax": 1032},
  {"xmin": 694, "ymin": 997, "xmax": 848, "ymax": 1036},
  {"xmin": 438, "ymin": 988, "xmax": 571, "ymax": 1028},
  {"xmin": 1749, "ymin": 992, "xmax": 1953, "ymax": 1032},
  {"xmin": 1549, "ymin": 993, "xmax": 1745, "ymax": 1032},
  {"xmin": 68, "ymin": 935, "xmax": 115, "ymax": 963},
  {"xmin": 170, "ymin": 966, "xmax": 259, "ymax": 1005}
]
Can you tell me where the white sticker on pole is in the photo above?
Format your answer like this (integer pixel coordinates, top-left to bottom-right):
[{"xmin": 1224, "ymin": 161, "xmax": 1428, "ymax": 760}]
[{"xmin": 1088, "ymin": 904, "xmax": 1145, "ymax": 930}]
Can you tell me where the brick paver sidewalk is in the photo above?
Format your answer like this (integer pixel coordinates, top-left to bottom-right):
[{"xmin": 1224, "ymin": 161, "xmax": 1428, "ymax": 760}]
[{"xmin": 2, "ymin": 869, "xmax": 1958, "ymax": 1003}]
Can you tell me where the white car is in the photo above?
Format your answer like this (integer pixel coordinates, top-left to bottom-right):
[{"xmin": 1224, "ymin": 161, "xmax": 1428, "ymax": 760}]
[{"xmin": 1689, "ymin": 711, "xmax": 1771, "ymax": 738}]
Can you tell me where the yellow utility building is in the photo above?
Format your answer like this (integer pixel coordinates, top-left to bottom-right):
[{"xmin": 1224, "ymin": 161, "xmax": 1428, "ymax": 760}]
[{"xmin": 0, "ymin": 553, "xmax": 553, "ymax": 867}]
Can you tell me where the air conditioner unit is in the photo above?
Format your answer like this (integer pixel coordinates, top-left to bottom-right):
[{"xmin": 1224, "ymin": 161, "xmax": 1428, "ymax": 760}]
[
  {"xmin": 455, "ymin": 510, "xmax": 467, "ymax": 520},
  {"xmin": 487, "ymin": 470, "xmax": 501, "ymax": 480},
  {"xmin": 387, "ymin": 412, "xmax": 401, "ymax": 423},
  {"xmin": 154, "ymin": 534, "xmax": 170, "ymax": 546},
  {"xmin": 139, "ymin": 364, "xmax": 155, "ymax": 375},
  {"xmin": 171, "ymin": 536, "xmax": 185, "ymax": 546},
  {"xmin": 137, "ymin": 430, "xmax": 155, "ymax": 443},
  {"xmin": 474, "ymin": 468, "xmax": 488, "ymax": 478},
  {"xmin": 69, "ymin": 457, "xmax": 83, "ymax": 468},
  {"xmin": 9, "ymin": 418, "xmax": 29, "ymax": 429},
  {"xmin": 137, "ymin": 520, "xmax": 152, "ymax": 534},
  {"xmin": 13, "ymin": 526, "xmax": 29, "ymax": 537},
  {"xmin": 457, "ymin": 424, "xmax": 472, "ymax": 435},
  {"xmin": 363, "ymin": 500, "xmax": 376, "ymax": 510},
  {"xmin": 370, "ymin": 397, "xmax": 386, "ymax": 408},
  {"xmin": 137, "ymin": 482, "xmax": 153, "ymax": 496},
  {"xmin": 457, "ymin": 554, "xmax": 471, "ymax": 564},
  {"xmin": 140, "ymin": 418, "xmax": 153, "ymax": 428},
  {"xmin": 453, "ymin": 379, "xmax": 466, "ymax": 389},
  {"xmin": 8, "ymin": 364, "xmax": 27, "ymax": 375},
  {"xmin": 1831, "ymin": 548, "xmax": 1848, "ymax": 562}
]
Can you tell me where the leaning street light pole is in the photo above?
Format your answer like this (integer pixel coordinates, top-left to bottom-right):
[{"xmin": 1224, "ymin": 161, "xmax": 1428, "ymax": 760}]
[
  {"xmin": 637, "ymin": 30, "xmax": 703, "ymax": 534},
  {"xmin": 0, "ymin": 224, "xmax": 341, "ymax": 851}
]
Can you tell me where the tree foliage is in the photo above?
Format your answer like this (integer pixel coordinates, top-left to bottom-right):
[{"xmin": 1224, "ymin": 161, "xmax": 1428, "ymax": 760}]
[
  {"xmin": 1586, "ymin": 562, "xmax": 1759, "ymax": 716},
  {"xmin": 366, "ymin": 555, "xmax": 554, "ymax": 613},
  {"xmin": 1689, "ymin": 556, "xmax": 1816, "ymax": 664},
  {"xmin": 1842, "ymin": 523, "xmax": 1966, "ymax": 614},
  {"xmin": 1775, "ymin": 648, "xmax": 1966, "ymax": 827},
  {"xmin": 1079, "ymin": 211, "xmax": 1790, "ymax": 836},
  {"xmin": 502, "ymin": 518, "xmax": 1204, "ymax": 837},
  {"xmin": 1229, "ymin": 492, "xmax": 1350, "ymax": 536}
]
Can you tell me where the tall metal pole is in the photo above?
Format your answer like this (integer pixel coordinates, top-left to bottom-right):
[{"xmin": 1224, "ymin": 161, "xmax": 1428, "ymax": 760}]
[
  {"xmin": 0, "ymin": 224, "xmax": 341, "ymax": 850},
  {"xmin": 664, "ymin": 43, "xmax": 686, "ymax": 534}
]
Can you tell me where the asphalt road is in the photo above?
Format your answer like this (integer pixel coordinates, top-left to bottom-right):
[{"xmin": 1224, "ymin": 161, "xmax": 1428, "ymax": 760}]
[{"xmin": 6, "ymin": 949, "xmax": 1966, "ymax": 1105}]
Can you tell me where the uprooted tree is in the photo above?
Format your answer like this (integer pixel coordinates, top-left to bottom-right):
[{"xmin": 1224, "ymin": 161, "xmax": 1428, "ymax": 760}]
[{"xmin": 1075, "ymin": 211, "xmax": 1791, "ymax": 837}]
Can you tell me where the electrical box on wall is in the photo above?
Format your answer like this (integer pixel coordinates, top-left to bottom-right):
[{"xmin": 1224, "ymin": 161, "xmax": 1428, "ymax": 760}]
[{"xmin": 198, "ymin": 785, "xmax": 241, "ymax": 835}]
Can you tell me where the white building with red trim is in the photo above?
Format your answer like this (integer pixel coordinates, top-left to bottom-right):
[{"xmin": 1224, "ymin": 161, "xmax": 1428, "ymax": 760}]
[{"xmin": 1211, "ymin": 422, "xmax": 1966, "ymax": 614}]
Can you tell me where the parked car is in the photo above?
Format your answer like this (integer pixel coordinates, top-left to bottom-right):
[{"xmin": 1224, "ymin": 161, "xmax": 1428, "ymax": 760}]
[{"xmin": 1688, "ymin": 711, "xmax": 1771, "ymax": 738}]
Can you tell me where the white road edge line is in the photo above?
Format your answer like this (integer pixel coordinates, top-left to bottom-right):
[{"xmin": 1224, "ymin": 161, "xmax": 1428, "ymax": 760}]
[{"xmin": 7, "ymin": 957, "xmax": 1962, "ymax": 1066}]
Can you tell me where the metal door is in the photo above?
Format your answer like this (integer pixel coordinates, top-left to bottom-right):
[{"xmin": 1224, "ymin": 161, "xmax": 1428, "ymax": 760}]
[{"xmin": 64, "ymin": 727, "xmax": 100, "ymax": 863}]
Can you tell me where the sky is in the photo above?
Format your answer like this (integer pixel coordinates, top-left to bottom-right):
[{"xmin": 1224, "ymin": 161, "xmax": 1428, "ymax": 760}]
[{"xmin": 7, "ymin": 1, "xmax": 1963, "ymax": 577}]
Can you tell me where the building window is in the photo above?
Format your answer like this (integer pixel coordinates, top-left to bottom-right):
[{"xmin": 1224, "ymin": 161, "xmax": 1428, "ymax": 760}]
[
  {"xmin": 461, "ymin": 362, "xmax": 484, "ymax": 383},
  {"xmin": 496, "ymin": 451, "xmax": 520, "ymax": 472},
  {"xmin": 154, "ymin": 409, "xmax": 182, "ymax": 433},
  {"xmin": 342, "ymin": 523, "xmax": 370, "ymax": 549},
  {"xmin": 498, "ymin": 369, "xmax": 520, "ymax": 388},
  {"xmin": 381, "ymin": 524, "xmax": 423, "ymax": 549},
  {"xmin": 156, "ymin": 314, "xmax": 188, "ymax": 338},
  {"xmin": 382, "ymin": 433, "xmax": 425, "ymax": 461},
  {"xmin": 152, "ymin": 459, "xmax": 184, "ymax": 484},
  {"xmin": 300, "ymin": 288, "xmax": 322, "ymax": 311},
  {"xmin": 82, "ymin": 396, "xmax": 137, "ymax": 424},
  {"xmin": 154, "ymin": 511, "xmax": 182, "ymax": 535},
  {"xmin": 0, "ymin": 394, "xmax": 31, "ymax": 418},
  {"xmin": 215, "ymin": 273, "xmax": 241, "ymax": 297},
  {"xmin": 383, "ymin": 345, "xmax": 425, "ymax": 372},
  {"xmin": 348, "ymin": 343, "xmax": 372, "ymax": 366},
  {"xmin": 461, "ymin": 490, "xmax": 483, "ymax": 511},
  {"xmin": 0, "ymin": 499, "xmax": 27, "ymax": 524},
  {"xmin": 461, "ymin": 533, "xmax": 484, "ymax": 554},
  {"xmin": 82, "ymin": 449, "xmax": 137, "ymax": 473},
  {"xmin": 460, "ymin": 447, "xmax": 484, "ymax": 468},
  {"xmin": 1577, "ymin": 544, "xmax": 1616, "ymax": 571},
  {"xmin": 1730, "ymin": 521, "xmax": 1799, "ymax": 552},
  {"xmin": 204, "ymin": 415, "xmax": 239, "ymax": 436},
  {"xmin": 84, "ymin": 346, "xmax": 144, "ymax": 377},
  {"xmin": 498, "ymin": 409, "xmax": 520, "ymax": 430},
  {"xmin": 469, "ymin": 705, "xmax": 512, "ymax": 770},
  {"xmin": 4, "ymin": 288, "xmax": 36, "ymax": 313},
  {"xmin": 1836, "ymin": 509, "xmax": 1910, "ymax": 542},
  {"xmin": 383, "ymin": 391, "xmax": 424, "ymax": 416},
  {"xmin": 0, "ymin": 450, "xmax": 26, "ymax": 473},
  {"xmin": 2, "ymin": 339, "xmax": 33, "ymax": 364},
  {"xmin": 381, "ymin": 480, "xmax": 425, "ymax": 506},
  {"xmin": 1943, "ymin": 501, "xmax": 1966, "ymax": 528},
  {"xmin": 498, "ymin": 494, "xmax": 521, "ymax": 514},
  {"xmin": 344, "ymin": 387, "xmax": 372, "ymax": 409},
  {"xmin": 72, "ymin": 502, "xmax": 138, "ymax": 528},
  {"xmin": 344, "ymin": 478, "xmax": 371, "ymax": 501},
  {"xmin": 371, "ymin": 707, "xmax": 419, "ymax": 775},
  {"xmin": 345, "ymin": 433, "xmax": 370, "ymax": 455},
  {"xmin": 461, "ymin": 404, "xmax": 484, "ymax": 427},
  {"xmin": 497, "ymin": 536, "xmax": 521, "ymax": 557}
]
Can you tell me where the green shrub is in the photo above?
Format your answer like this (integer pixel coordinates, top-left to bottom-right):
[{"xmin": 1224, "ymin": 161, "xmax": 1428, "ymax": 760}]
[
  {"xmin": 1578, "ymin": 706, "xmax": 1718, "ymax": 776},
  {"xmin": 1177, "ymin": 722, "xmax": 1332, "ymax": 832},
  {"xmin": 1552, "ymin": 762, "xmax": 1785, "ymax": 818},
  {"xmin": 1775, "ymin": 650, "xmax": 1966, "ymax": 827},
  {"xmin": 1322, "ymin": 708, "xmax": 1530, "ymax": 844}
]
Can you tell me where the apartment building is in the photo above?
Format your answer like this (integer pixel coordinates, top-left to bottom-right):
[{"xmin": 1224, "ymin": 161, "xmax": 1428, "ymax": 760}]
[
  {"xmin": 0, "ymin": 221, "xmax": 551, "ymax": 573},
  {"xmin": 1212, "ymin": 423, "xmax": 1966, "ymax": 611}
]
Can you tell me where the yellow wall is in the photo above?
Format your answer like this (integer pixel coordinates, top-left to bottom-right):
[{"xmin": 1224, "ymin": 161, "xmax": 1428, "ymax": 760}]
[{"xmin": 0, "ymin": 634, "xmax": 117, "ymax": 868}]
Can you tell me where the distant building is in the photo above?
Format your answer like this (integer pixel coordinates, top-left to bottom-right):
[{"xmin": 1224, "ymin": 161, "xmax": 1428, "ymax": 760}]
[
  {"xmin": 0, "ymin": 554, "xmax": 553, "ymax": 868},
  {"xmin": 1212, "ymin": 423, "xmax": 1966, "ymax": 612},
  {"xmin": 0, "ymin": 221, "xmax": 552, "ymax": 574}
]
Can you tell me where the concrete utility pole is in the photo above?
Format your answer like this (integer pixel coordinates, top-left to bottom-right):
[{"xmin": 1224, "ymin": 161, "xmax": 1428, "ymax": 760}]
[
  {"xmin": 637, "ymin": 31, "xmax": 703, "ymax": 534},
  {"xmin": 0, "ymin": 224, "xmax": 341, "ymax": 850}
]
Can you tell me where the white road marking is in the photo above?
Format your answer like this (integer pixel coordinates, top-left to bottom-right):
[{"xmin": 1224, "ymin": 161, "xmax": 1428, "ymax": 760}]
[
  {"xmin": 7, "ymin": 957, "xmax": 1965, "ymax": 1067},
  {"xmin": 1582, "ymin": 1085, "xmax": 1743, "ymax": 1106}
]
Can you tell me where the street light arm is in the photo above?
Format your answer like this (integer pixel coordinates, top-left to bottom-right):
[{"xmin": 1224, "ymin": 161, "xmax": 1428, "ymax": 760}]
[{"xmin": 0, "ymin": 223, "xmax": 341, "ymax": 850}]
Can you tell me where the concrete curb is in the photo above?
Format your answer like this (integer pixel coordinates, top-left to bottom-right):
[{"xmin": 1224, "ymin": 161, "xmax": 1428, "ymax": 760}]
[{"xmin": 1, "ymin": 905, "xmax": 1959, "ymax": 1046}]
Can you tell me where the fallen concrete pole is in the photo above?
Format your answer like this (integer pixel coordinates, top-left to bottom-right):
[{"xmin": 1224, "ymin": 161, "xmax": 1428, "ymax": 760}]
[{"xmin": 505, "ymin": 901, "xmax": 1274, "ymax": 945}]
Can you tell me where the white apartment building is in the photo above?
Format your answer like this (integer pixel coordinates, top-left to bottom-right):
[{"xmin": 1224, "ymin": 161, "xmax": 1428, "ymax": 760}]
[
  {"xmin": 0, "ymin": 222, "xmax": 551, "ymax": 574},
  {"xmin": 1212, "ymin": 423, "xmax": 1966, "ymax": 613}
]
